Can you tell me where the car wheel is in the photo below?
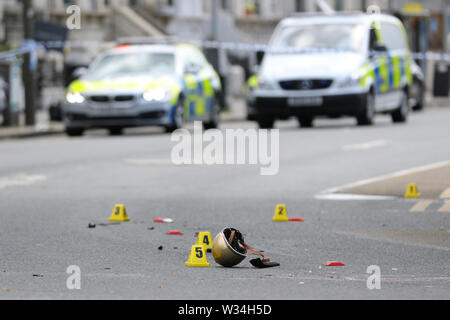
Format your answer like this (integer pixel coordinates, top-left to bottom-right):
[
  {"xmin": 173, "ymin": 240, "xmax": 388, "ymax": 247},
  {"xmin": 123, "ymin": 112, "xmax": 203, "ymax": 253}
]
[
  {"xmin": 108, "ymin": 127, "xmax": 124, "ymax": 136},
  {"xmin": 165, "ymin": 99, "xmax": 184, "ymax": 133},
  {"xmin": 392, "ymin": 90, "xmax": 409, "ymax": 123},
  {"xmin": 357, "ymin": 92, "xmax": 375, "ymax": 126},
  {"xmin": 411, "ymin": 79, "xmax": 425, "ymax": 111},
  {"xmin": 257, "ymin": 116, "xmax": 275, "ymax": 129},
  {"xmin": 298, "ymin": 116, "xmax": 314, "ymax": 128},
  {"xmin": 203, "ymin": 96, "xmax": 220, "ymax": 130},
  {"xmin": 65, "ymin": 127, "xmax": 84, "ymax": 137}
]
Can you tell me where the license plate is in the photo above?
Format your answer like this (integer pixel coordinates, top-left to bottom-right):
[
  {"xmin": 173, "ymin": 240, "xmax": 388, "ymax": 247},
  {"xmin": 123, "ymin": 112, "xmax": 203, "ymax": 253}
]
[
  {"xmin": 287, "ymin": 97, "xmax": 323, "ymax": 107},
  {"xmin": 90, "ymin": 103, "xmax": 112, "ymax": 110}
]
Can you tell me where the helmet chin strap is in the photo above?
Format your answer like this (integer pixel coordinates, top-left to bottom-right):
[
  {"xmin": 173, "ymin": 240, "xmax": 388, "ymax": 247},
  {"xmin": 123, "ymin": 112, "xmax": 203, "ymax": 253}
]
[
  {"xmin": 240, "ymin": 242, "xmax": 265, "ymax": 259},
  {"xmin": 228, "ymin": 229, "xmax": 264, "ymax": 258}
]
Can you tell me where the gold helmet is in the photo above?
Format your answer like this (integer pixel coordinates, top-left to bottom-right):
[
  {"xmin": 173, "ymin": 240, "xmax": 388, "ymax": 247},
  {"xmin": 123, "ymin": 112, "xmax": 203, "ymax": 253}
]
[
  {"xmin": 212, "ymin": 228, "xmax": 247, "ymax": 267},
  {"xmin": 212, "ymin": 227, "xmax": 281, "ymax": 268}
]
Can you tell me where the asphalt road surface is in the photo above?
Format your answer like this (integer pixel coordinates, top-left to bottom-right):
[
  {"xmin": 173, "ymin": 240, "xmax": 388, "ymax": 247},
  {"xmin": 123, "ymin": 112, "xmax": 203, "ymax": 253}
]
[{"xmin": 0, "ymin": 107, "xmax": 449, "ymax": 300}]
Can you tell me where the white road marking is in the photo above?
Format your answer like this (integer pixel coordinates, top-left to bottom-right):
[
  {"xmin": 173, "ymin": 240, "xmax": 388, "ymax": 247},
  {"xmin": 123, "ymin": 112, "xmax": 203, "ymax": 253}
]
[
  {"xmin": 0, "ymin": 174, "xmax": 47, "ymax": 189},
  {"xmin": 342, "ymin": 139, "xmax": 388, "ymax": 151},
  {"xmin": 123, "ymin": 158, "xmax": 175, "ymax": 166},
  {"xmin": 438, "ymin": 202, "xmax": 450, "ymax": 213},
  {"xmin": 320, "ymin": 160, "xmax": 450, "ymax": 195},
  {"xmin": 315, "ymin": 193, "xmax": 395, "ymax": 201},
  {"xmin": 439, "ymin": 188, "xmax": 450, "ymax": 199},
  {"xmin": 409, "ymin": 200, "xmax": 433, "ymax": 212}
]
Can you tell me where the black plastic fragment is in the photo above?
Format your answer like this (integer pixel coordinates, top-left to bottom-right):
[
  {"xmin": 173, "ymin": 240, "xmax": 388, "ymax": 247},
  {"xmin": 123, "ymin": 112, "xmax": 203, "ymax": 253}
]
[{"xmin": 250, "ymin": 258, "xmax": 280, "ymax": 269}]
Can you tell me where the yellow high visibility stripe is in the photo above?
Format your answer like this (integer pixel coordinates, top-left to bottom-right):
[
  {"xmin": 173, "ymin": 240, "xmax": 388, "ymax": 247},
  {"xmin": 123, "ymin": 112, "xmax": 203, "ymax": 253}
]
[
  {"xmin": 202, "ymin": 79, "xmax": 214, "ymax": 98},
  {"xmin": 392, "ymin": 56, "xmax": 402, "ymax": 89},
  {"xmin": 378, "ymin": 56, "xmax": 389, "ymax": 93}
]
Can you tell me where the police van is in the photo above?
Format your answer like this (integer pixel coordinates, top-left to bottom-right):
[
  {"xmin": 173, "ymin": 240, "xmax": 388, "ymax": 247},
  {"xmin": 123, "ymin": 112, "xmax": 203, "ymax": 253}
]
[
  {"xmin": 247, "ymin": 13, "xmax": 420, "ymax": 128},
  {"xmin": 63, "ymin": 43, "xmax": 222, "ymax": 136}
]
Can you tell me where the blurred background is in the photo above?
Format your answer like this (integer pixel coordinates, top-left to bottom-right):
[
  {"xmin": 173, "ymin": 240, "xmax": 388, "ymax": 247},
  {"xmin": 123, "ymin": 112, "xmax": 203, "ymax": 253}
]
[{"xmin": 0, "ymin": 0, "xmax": 449, "ymax": 129}]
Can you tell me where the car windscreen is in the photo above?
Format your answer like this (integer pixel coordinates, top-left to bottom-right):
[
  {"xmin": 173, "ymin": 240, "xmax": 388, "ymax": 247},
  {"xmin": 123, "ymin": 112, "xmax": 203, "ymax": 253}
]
[
  {"xmin": 271, "ymin": 23, "xmax": 366, "ymax": 52},
  {"xmin": 86, "ymin": 52, "xmax": 175, "ymax": 80}
]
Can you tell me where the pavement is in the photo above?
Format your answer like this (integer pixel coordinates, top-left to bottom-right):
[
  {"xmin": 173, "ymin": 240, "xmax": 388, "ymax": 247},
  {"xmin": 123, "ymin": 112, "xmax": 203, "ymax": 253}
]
[
  {"xmin": 0, "ymin": 103, "xmax": 450, "ymax": 300},
  {"xmin": 334, "ymin": 161, "xmax": 450, "ymax": 199}
]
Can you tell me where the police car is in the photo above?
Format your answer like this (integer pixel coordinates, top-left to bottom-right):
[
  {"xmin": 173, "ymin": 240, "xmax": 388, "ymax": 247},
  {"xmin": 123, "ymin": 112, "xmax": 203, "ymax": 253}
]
[
  {"xmin": 247, "ymin": 13, "xmax": 421, "ymax": 128},
  {"xmin": 63, "ymin": 43, "xmax": 222, "ymax": 136}
]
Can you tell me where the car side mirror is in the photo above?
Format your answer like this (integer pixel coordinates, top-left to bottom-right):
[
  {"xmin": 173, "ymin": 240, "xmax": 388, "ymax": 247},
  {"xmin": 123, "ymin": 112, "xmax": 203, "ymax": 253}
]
[
  {"xmin": 369, "ymin": 43, "xmax": 388, "ymax": 59},
  {"xmin": 256, "ymin": 50, "xmax": 265, "ymax": 65},
  {"xmin": 374, "ymin": 43, "xmax": 388, "ymax": 52}
]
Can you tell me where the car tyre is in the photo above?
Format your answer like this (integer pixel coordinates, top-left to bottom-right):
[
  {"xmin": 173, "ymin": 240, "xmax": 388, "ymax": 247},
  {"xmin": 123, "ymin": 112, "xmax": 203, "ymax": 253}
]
[
  {"xmin": 203, "ymin": 95, "xmax": 220, "ymax": 130},
  {"xmin": 257, "ymin": 116, "xmax": 275, "ymax": 129},
  {"xmin": 108, "ymin": 127, "xmax": 124, "ymax": 136},
  {"xmin": 392, "ymin": 90, "xmax": 409, "ymax": 123},
  {"xmin": 357, "ymin": 92, "xmax": 375, "ymax": 126},
  {"xmin": 165, "ymin": 99, "xmax": 184, "ymax": 133},
  {"xmin": 411, "ymin": 79, "xmax": 425, "ymax": 111},
  {"xmin": 298, "ymin": 116, "xmax": 314, "ymax": 128},
  {"xmin": 66, "ymin": 127, "xmax": 84, "ymax": 137}
]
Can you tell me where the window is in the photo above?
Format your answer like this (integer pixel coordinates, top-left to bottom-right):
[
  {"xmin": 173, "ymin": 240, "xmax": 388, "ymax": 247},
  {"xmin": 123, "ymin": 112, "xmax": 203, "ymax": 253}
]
[
  {"xmin": 272, "ymin": 24, "xmax": 366, "ymax": 52},
  {"xmin": 369, "ymin": 28, "xmax": 379, "ymax": 51},
  {"xmin": 380, "ymin": 23, "xmax": 409, "ymax": 51},
  {"xmin": 87, "ymin": 52, "xmax": 175, "ymax": 80}
]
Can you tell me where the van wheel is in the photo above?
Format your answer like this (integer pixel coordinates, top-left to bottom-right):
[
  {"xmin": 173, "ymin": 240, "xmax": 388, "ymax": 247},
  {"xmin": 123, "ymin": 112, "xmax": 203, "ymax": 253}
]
[
  {"xmin": 357, "ymin": 92, "xmax": 375, "ymax": 126},
  {"xmin": 411, "ymin": 79, "xmax": 425, "ymax": 111},
  {"xmin": 257, "ymin": 117, "xmax": 275, "ymax": 129},
  {"xmin": 66, "ymin": 127, "xmax": 84, "ymax": 137},
  {"xmin": 203, "ymin": 96, "xmax": 220, "ymax": 130},
  {"xmin": 392, "ymin": 91, "xmax": 409, "ymax": 123},
  {"xmin": 108, "ymin": 127, "xmax": 124, "ymax": 136},
  {"xmin": 298, "ymin": 116, "xmax": 314, "ymax": 128}
]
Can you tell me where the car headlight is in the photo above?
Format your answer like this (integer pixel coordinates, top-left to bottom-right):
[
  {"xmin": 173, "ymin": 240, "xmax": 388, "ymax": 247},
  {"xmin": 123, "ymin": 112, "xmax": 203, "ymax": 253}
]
[
  {"xmin": 337, "ymin": 74, "xmax": 362, "ymax": 88},
  {"xmin": 257, "ymin": 78, "xmax": 277, "ymax": 91},
  {"xmin": 142, "ymin": 88, "xmax": 171, "ymax": 102},
  {"xmin": 66, "ymin": 92, "xmax": 85, "ymax": 104}
]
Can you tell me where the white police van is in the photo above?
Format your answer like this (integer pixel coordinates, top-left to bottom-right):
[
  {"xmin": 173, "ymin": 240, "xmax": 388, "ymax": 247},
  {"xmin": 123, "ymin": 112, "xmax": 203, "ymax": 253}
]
[{"xmin": 247, "ymin": 13, "xmax": 420, "ymax": 128}]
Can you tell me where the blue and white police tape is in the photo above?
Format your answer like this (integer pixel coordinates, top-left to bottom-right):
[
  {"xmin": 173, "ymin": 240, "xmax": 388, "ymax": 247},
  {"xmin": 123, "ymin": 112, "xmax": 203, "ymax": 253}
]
[
  {"xmin": 0, "ymin": 47, "xmax": 32, "ymax": 62},
  {"xmin": 34, "ymin": 39, "xmax": 450, "ymax": 63}
]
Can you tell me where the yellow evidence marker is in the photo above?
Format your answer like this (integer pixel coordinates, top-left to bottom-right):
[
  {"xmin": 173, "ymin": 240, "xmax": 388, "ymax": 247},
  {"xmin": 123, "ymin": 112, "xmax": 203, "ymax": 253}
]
[
  {"xmin": 196, "ymin": 232, "xmax": 213, "ymax": 251},
  {"xmin": 273, "ymin": 204, "xmax": 289, "ymax": 221},
  {"xmin": 109, "ymin": 204, "xmax": 130, "ymax": 222},
  {"xmin": 185, "ymin": 245, "xmax": 210, "ymax": 267},
  {"xmin": 404, "ymin": 183, "xmax": 420, "ymax": 199}
]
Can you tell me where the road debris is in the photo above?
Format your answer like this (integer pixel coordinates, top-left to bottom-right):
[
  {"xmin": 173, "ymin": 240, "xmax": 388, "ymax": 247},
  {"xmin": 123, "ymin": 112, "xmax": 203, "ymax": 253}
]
[
  {"xmin": 322, "ymin": 261, "xmax": 345, "ymax": 267},
  {"xmin": 250, "ymin": 258, "xmax": 280, "ymax": 269},
  {"xmin": 167, "ymin": 230, "xmax": 183, "ymax": 235},
  {"xmin": 154, "ymin": 218, "xmax": 174, "ymax": 223}
]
